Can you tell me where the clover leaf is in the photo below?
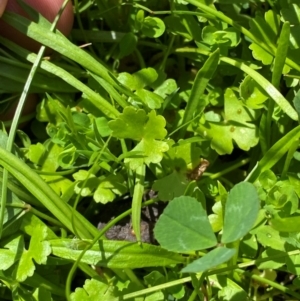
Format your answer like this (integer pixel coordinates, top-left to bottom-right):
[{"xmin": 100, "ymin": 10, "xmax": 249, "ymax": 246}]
[
  {"xmin": 197, "ymin": 88, "xmax": 259, "ymax": 155},
  {"xmin": 109, "ymin": 107, "xmax": 169, "ymax": 169}
]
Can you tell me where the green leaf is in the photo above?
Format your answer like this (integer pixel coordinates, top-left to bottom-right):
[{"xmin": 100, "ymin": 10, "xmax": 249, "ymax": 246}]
[
  {"xmin": 15, "ymin": 223, "xmax": 51, "ymax": 282},
  {"xmin": 135, "ymin": 89, "xmax": 164, "ymax": 109},
  {"xmin": 198, "ymin": 88, "xmax": 259, "ymax": 155},
  {"xmin": 258, "ymin": 170, "xmax": 277, "ymax": 190},
  {"xmin": 118, "ymin": 32, "xmax": 137, "ymax": 58},
  {"xmin": 253, "ymin": 225, "xmax": 285, "ymax": 251},
  {"xmin": 249, "ymin": 10, "xmax": 280, "ymax": 65},
  {"xmin": 50, "ymin": 239, "xmax": 185, "ymax": 268},
  {"xmin": 94, "ymin": 174, "xmax": 127, "ymax": 204},
  {"xmin": 281, "ymin": 4, "xmax": 300, "ymax": 25},
  {"xmin": 0, "ymin": 235, "xmax": 23, "ymax": 271},
  {"xmin": 152, "ymin": 171, "xmax": 188, "ymax": 201},
  {"xmin": 141, "ymin": 17, "xmax": 165, "ymax": 38},
  {"xmin": 118, "ymin": 68, "xmax": 158, "ymax": 91},
  {"xmin": 164, "ymin": 14, "xmax": 202, "ymax": 41},
  {"xmin": 181, "ymin": 247, "xmax": 236, "ymax": 273},
  {"xmin": 109, "ymin": 108, "xmax": 169, "ymax": 169},
  {"xmin": 247, "ymin": 125, "xmax": 300, "ymax": 182},
  {"xmin": 202, "ymin": 26, "xmax": 240, "ymax": 47},
  {"xmin": 293, "ymin": 89, "xmax": 300, "ymax": 115},
  {"xmin": 181, "ymin": 48, "xmax": 219, "ymax": 133},
  {"xmin": 240, "ymin": 75, "xmax": 269, "ymax": 109},
  {"xmin": 222, "ymin": 182, "xmax": 260, "ymax": 244},
  {"xmin": 70, "ymin": 278, "xmax": 117, "ymax": 301},
  {"xmin": 154, "ymin": 196, "xmax": 217, "ymax": 252},
  {"xmin": 208, "ymin": 201, "xmax": 223, "ymax": 232},
  {"xmin": 270, "ymin": 214, "xmax": 300, "ymax": 232}
]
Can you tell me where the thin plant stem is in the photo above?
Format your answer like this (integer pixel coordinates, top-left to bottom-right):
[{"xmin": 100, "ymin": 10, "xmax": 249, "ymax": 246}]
[{"xmin": 207, "ymin": 158, "xmax": 250, "ymax": 180}]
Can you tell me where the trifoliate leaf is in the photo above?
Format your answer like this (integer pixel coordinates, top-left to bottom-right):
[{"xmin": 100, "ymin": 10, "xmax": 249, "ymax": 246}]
[
  {"xmin": 197, "ymin": 88, "xmax": 259, "ymax": 155},
  {"xmin": 154, "ymin": 196, "xmax": 217, "ymax": 252},
  {"xmin": 109, "ymin": 108, "xmax": 169, "ymax": 169},
  {"xmin": 222, "ymin": 182, "xmax": 260, "ymax": 244}
]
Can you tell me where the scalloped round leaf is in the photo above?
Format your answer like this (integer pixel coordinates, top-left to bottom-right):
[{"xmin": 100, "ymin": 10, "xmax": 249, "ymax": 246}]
[
  {"xmin": 125, "ymin": 139, "xmax": 169, "ymax": 169},
  {"xmin": 109, "ymin": 108, "xmax": 167, "ymax": 140},
  {"xmin": 222, "ymin": 182, "xmax": 260, "ymax": 244},
  {"xmin": 198, "ymin": 119, "xmax": 259, "ymax": 155},
  {"xmin": 154, "ymin": 196, "xmax": 217, "ymax": 252},
  {"xmin": 71, "ymin": 278, "xmax": 116, "ymax": 300},
  {"xmin": 240, "ymin": 75, "xmax": 269, "ymax": 109},
  {"xmin": 225, "ymin": 88, "xmax": 258, "ymax": 122},
  {"xmin": 141, "ymin": 16, "xmax": 165, "ymax": 38}
]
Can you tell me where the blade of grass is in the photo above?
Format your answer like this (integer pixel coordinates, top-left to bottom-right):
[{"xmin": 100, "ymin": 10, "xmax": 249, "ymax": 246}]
[
  {"xmin": 0, "ymin": 147, "xmax": 97, "ymax": 238},
  {"xmin": 246, "ymin": 125, "xmax": 300, "ymax": 183},
  {"xmin": 1, "ymin": 11, "xmax": 135, "ymax": 99},
  {"xmin": 0, "ymin": 0, "xmax": 70, "ymax": 238},
  {"xmin": 266, "ymin": 22, "xmax": 291, "ymax": 148},
  {"xmin": 175, "ymin": 48, "xmax": 298, "ymax": 121},
  {"xmin": 0, "ymin": 36, "xmax": 120, "ymax": 118},
  {"xmin": 179, "ymin": 48, "xmax": 219, "ymax": 138}
]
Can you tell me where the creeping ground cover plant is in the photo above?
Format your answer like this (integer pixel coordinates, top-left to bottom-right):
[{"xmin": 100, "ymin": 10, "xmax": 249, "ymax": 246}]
[{"xmin": 2, "ymin": 0, "xmax": 300, "ymax": 300}]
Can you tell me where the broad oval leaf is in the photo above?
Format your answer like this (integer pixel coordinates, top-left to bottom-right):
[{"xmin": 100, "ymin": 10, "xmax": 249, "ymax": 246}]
[
  {"xmin": 181, "ymin": 247, "xmax": 236, "ymax": 273},
  {"xmin": 222, "ymin": 182, "xmax": 260, "ymax": 244},
  {"xmin": 154, "ymin": 196, "xmax": 217, "ymax": 252}
]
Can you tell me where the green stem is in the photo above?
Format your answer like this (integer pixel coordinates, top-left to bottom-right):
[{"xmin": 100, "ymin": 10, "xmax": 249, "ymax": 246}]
[
  {"xmin": 159, "ymin": 35, "xmax": 175, "ymax": 71},
  {"xmin": 241, "ymin": 270, "xmax": 300, "ymax": 299},
  {"xmin": 207, "ymin": 158, "xmax": 250, "ymax": 180},
  {"xmin": 131, "ymin": 164, "xmax": 146, "ymax": 243}
]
